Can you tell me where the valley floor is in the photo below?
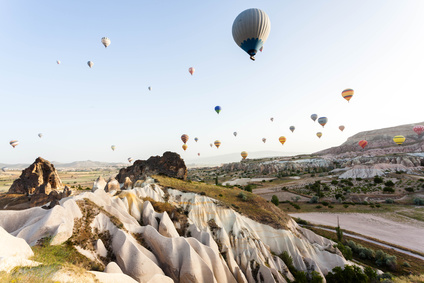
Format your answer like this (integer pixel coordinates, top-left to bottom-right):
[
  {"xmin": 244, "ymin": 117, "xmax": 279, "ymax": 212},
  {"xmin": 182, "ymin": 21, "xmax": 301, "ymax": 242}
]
[{"xmin": 288, "ymin": 212, "xmax": 424, "ymax": 254}]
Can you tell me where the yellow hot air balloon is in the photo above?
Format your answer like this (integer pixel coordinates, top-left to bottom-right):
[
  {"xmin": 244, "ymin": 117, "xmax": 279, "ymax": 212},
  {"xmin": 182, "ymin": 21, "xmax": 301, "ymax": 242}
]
[
  {"xmin": 241, "ymin": 151, "xmax": 248, "ymax": 160},
  {"xmin": 316, "ymin": 132, "xmax": 322, "ymax": 138},
  {"xmin": 182, "ymin": 144, "xmax": 188, "ymax": 151},
  {"xmin": 214, "ymin": 140, "xmax": 221, "ymax": 148},
  {"xmin": 279, "ymin": 136, "xmax": 286, "ymax": 145},
  {"xmin": 393, "ymin": 135, "xmax": 405, "ymax": 145},
  {"xmin": 342, "ymin": 89, "xmax": 354, "ymax": 102}
]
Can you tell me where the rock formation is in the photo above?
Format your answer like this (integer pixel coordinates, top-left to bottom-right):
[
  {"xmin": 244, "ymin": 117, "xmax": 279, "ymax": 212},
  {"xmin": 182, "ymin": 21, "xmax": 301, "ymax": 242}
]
[
  {"xmin": 8, "ymin": 157, "xmax": 63, "ymax": 195},
  {"xmin": 116, "ymin": 151, "xmax": 187, "ymax": 183}
]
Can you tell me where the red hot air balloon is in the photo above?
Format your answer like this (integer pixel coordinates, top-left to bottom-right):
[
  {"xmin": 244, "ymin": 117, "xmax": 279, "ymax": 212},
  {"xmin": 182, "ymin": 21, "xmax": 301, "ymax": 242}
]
[
  {"xmin": 358, "ymin": 140, "xmax": 368, "ymax": 149},
  {"xmin": 339, "ymin": 125, "xmax": 345, "ymax": 132},
  {"xmin": 413, "ymin": 125, "xmax": 424, "ymax": 136},
  {"xmin": 188, "ymin": 67, "xmax": 195, "ymax": 75}
]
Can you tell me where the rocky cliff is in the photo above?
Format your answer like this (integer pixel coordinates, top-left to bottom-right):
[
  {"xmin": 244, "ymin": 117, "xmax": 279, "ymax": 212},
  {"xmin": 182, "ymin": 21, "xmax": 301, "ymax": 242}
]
[
  {"xmin": 8, "ymin": 157, "xmax": 63, "ymax": 195},
  {"xmin": 315, "ymin": 121, "xmax": 424, "ymax": 157},
  {"xmin": 0, "ymin": 177, "xmax": 348, "ymax": 282},
  {"xmin": 116, "ymin": 152, "xmax": 187, "ymax": 184}
]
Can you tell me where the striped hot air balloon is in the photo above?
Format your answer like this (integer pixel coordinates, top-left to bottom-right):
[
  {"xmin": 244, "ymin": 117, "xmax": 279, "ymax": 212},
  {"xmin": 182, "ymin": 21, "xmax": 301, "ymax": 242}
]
[
  {"xmin": 393, "ymin": 135, "xmax": 405, "ymax": 145},
  {"xmin": 316, "ymin": 132, "xmax": 322, "ymax": 138},
  {"xmin": 311, "ymin": 114, "xmax": 318, "ymax": 122},
  {"xmin": 182, "ymin": 144, "xmax": 188, "ymax": 151},
  {"xmin": 189, "ymin": 67, "xmax": 195, "ymax": 75},
  {"xmin": 56, "ymin": 60, "xmax": 61, "ymax": 64},
  {"xmin": 38, "ymin": 133, "xmax": 43, "ymax": 138},
  {"xmin": 214, "ymin": 140, "xmax": 221, "ymax": 148},
  {"xmin": 358, "ymin": 140, "xmax": 368, "ymax": 149},
  {"xmin": 413, "ymin": 125, "xmax": 424, "ymax": 136},
  {"xmin": 111, "ymin": 145, "xmax": 116, "ymax": 151},
  {"xmin": 342, "ymin": 89, "xmax": 354, "ymax": 102},
  {"xmin": 339, "ymin": 125, "xmax": 345, "ymax": 132},
  {"xmin": 181, "ymin": 134, "xmax": 189, "ymax": 144},
  {"xmin": 232, "ymin": 8, "xmax": 271, "ymax": 61},
  {"xmin": 128, "ymin": 157, "xmax": 133, "ymax": 163},
  {"xmin": 318, "ymin": 117, "xmax": 328, "ymax": 127},
  {"xmin": 290, "ymin": 126, "xmax": 295, "ymax": 133},
  {"xmin": 279, "ymin": 136, "xmax": 286, "ymax": 145},
  {"xmin": 9, "ymin": 140, "xmax": 19, "ymax": 148},
  {"xmin": 241, "ymin": 151, "xmax": 248, "ymax": 160}
]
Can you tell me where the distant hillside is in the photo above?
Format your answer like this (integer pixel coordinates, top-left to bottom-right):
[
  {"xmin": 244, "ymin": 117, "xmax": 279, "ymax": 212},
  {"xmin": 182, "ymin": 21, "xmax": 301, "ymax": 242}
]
[
  {"xmin": 0, "ymin": 160, "xmax": 127, "ymax": 170},
  {"xmin": 315, "ymin": 121, "xmax": 424, "ymax": 157}
]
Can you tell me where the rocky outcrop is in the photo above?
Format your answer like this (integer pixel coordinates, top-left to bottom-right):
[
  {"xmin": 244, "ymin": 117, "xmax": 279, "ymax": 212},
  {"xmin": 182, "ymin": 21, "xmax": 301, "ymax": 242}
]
[
  {"xmin": 92, "ymin": 176, "xmax": 106, "ymax": 192},
  {"xmin": 116, "ymin": 151, "xmax": 187, "ymax": 183},
  {"xmin": 8, "ymin": 157, "xmax": 63, "ymax": 195},
  {"xmin": 105, "ymin": 177, "xmax": 120, "ymax": 193}
]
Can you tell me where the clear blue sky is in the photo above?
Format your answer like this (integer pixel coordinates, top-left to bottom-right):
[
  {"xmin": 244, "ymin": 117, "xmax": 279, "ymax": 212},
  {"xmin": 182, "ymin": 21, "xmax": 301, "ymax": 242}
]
[{"xmin": 1, "ymin": 0, "xmax": 423, "ymax": 163}]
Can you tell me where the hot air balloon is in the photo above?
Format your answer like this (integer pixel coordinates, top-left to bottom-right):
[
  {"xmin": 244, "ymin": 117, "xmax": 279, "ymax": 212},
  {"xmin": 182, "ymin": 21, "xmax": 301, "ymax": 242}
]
[
  {"xmin": 194, "ymin": 137, "xmax": 198, "ymax": 142},
  {"xmin": 270, "ymin": 117, "xmax": 274, "ymax": 122},
  {"xmin": 9, "ymin": 140, "xmax": 18, "ymax": 148},
  {"xmin": 198, "ymin": 153, "xmax": 200, "ymax": 156},
  {"xmin": 101, "ymin": 37, "xmax": 111, "ymax": 48},
  {"xmin": 358, "ymin": 140, "xmax": 368, "ymax": 149},
  {"xmin": 111, "ymin": 145, "xmax": 116, "ymax": 151},
  {"xmin": 210, "ymin": 143, "xmax": 213, "ymax": 147},
  {"xmin": 259, "ymin": 46, "xmax": 263, "ymax": 52},
  {"xmin": 318, "ymin": 117, "xmax": 328, "ymax": 127},
  {"xmin": 182, "ymin": 144, "xmax": 188, "ymax": 151},
  {"xmin": 214, "ymin": 140, "xmax": 221, "ymax": 148},
  {"xmin": 38, "ymin": 133, "xmax": 43, "ymax": 138},
  {"xmin": 87, "ymin": 61, "xmax": 94, "ymax": 68},
  {"xmin": 289, "ymin": 126, "xmax": 295, "ymax": 133},
  {"xmin": 393, "ymin": 135, "xmax": 405, "ymax": 145},
  {"xmin": 262, "ymin": 138, "xmax": 266, "ymax": 143},
  {"xmin": 339, "ymin": 125, "xmax": 345, "ymax": 132},
  {"xmin": 189, "ymin": 67, "xmax": 195, "ymax": 75},
  {"xmin": 279, "ymin": 136, "xmax": 286, "ymax": 145},
  {"xmin": 148, "ymin": 86, "xmax": 152, "ymax": 91},
  {"xmin": 316, "ymin": 132, "xmax": 322, "ymax": 138},
  {"xmin": 311, "ymin": 114, "xmax": 318, "ymax": 122},
  {"xmin": 233, "ymin": 132, "xmax": 237, "ymax": 137},
  {"xmin": 181, "ymin": 134, "xmax": 189, "ymax": 144},
  {"xmin": 128, "ymin": 157, "xmax": 133, "ymax": 163},
  {"xmin": 413, "ymin": 125, "xmax": 424, "ymax": 136},
  {"xmin": 214, "ymin": 106, "xmax": 221, "ymax": 114},
  {"xmin": 232, "ymin": 8, "xmax": 271, "ymax": 61},
  {"xmin": 342, "ymin": 88, "xmax": 354, "ymax": 102},
  {"xmin": 56, "ymin": 60, "xmax": 61, "ymax": 64},
  {"xmin": 241, "ymin": 151, "xmax": 248, "ymax": 160}
]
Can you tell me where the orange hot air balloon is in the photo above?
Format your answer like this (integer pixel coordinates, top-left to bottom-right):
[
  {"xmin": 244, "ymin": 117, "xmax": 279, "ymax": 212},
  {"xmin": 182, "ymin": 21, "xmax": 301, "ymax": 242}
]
[
  {"xmin": 316, "ymin": 132, "xmax": 322, "ymax": 138},
  {"xmin": 214, "ymin": 140, "xmax": 221, "ymax": 148},
  {"xmin": 342, "ymin": 88, "xmax": 354, "ymax": 102},
  {"xmin": 181, "ymin": 134, "xmax": 189, "ymax": 144},
  {"xmin": 279, "ymin": 136, "xmax": 286, "ymax": 145},
  {"xmin": 358, "ymin": 140, "xmax": 368, "ymax": 149},
  {"xmin": 182, "ymin": 144, "xmax": 188, "ymax": 151},
  {"xmin": 339, "ymin": 125, "xmax": 345, "ymax": 132},
  {"xmin": 241, "ymin": 151, "xmax": 248, "ymax": 160},
  {"xmin": 188, "ymin": 67, "xmax": 195, "ymax": 75}
]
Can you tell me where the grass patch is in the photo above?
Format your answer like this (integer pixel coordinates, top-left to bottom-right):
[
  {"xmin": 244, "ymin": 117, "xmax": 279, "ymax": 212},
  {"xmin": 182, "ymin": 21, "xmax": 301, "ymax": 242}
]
[{"xmin": 153, "ymin": 175, "xmax": 291, "ymax": 229}]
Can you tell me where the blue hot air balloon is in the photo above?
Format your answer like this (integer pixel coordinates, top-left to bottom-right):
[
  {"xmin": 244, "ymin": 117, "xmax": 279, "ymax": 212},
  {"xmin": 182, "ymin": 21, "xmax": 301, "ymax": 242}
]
[
  {"xmin": 232, "ymin": 8, "xmax": 271, "ymax": 61},
  {"xmin": 215, "ymin": 106, "xmax": 221, "ymax": 114}
]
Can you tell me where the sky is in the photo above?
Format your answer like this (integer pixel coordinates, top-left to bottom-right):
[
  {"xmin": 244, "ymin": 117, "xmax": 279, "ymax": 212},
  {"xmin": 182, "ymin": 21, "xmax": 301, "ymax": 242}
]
[{"xmin": 1, "ymin": 0, "xmax": 424, "ymax": 164}]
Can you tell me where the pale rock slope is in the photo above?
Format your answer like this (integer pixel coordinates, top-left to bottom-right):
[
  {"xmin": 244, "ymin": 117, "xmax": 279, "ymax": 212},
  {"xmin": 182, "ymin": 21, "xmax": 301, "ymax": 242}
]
[{"xmin": 0, "ymin": 178, "xmax": 348, "ymax": 282}]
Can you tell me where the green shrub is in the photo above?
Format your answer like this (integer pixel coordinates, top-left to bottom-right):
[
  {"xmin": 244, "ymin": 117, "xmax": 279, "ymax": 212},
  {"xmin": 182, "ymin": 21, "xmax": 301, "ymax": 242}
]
[
  {"xmin": 383, "ymin": 187, "xmax": 395, "ymax": 193},
  {"xmin": 413, "ymin": 198, "xmax": 424, "ymax": 205},
  {"xmin": 237, "ymin": 192, "xmax": 247, "ymax": 201},
  {"xmin": 405, "ymin": 187, "xmax": 414, "ymax": 192},
  {"xmin": 309, "ymin": 196, "xmax": 318, "ymax": 203},
  {"xmin": 331, "ymin": 180, "xmax": 339, "ymax": 185},
  {"xmin": 271, "ymin": 195, "xmax": 279, "ymax": 206},
  {"xmin": 326, "ymin": 265, "xmax": 368, "ymax": 283},
  {"xmin": 336, "ymin": 243, "xmax": 352, "ymax": 260},
  {"xmin": 343, "ymin": 204, "xmax": 349, "ymax": 208},
  {"xmin": 315, "ymin": 205, "xmax": 322, "ymax": 209},
  {"xmin": 328, "ymin": 205, "xmax": 334, "ymax": 209},
  {"xmin": 374, "ymin": 176, "xmax": 384, "ymax": 184},
  {"xmin": 402, "ymin": 261, "xmax": 411, "ymax": 267},
  {"xmin": 321, "ymin": 201, "xmax": 329, "ymax": 206},
  {"xmin": 384, "ymin": 180, "xmax": 394, "ymax": 187},
  {"xmin": 385, "ymin": 199, "xmax": 394, "ymax": 204}
]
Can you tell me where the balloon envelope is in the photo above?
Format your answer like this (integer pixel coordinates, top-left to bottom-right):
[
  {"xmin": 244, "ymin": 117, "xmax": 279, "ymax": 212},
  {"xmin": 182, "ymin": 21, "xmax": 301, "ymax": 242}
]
[
  {"xmin": 9, "ymin": 140, "xmax": 19, "ymax": 148},
  {"xmin": 128, "ymin": 158, "xmax": 133, "ymax": 163},
  {"xmin": 194, "ymin": 137, "xmax": 198, "ymax": 142},
  {"xmin": 241, "ymin": 151, "xmax": 248, "ymax": 160},
  {"xmin": 148, "ymin": 86, "xmax": 152, "ymax": 91},
  {"xmin": 316, "ymin": 132, "xmax": 322, "ymax": 138},
  {"xmin": 262, "ymin": 138, "xmax": 266, "ymax": 143},
  {"xmin": 181, "ymin": 134, "xmax": 189, "ymax": 144},
  {"xmin": 182, "ymin": 144, "xmax": 188, "ymax": 151},
  {"xmin": 342, "ymin": 89, "xmax": 354, "ymax": 102},
  {"xmin": 413, "ymin": 125, "xmax": 424, "ymax": 136},
  {"xmin": 393, "ymin": 135, "xmax": 405, "ymax": 145},
  {"xmin": 189, "ymin": 67, "xmax": 195, "ymax": 75},
  {"xmin": 87, "ymin": 61, "xmax": 94, "ymax": 68},
  {"xmin": 56, "ymin": 60, "xmax": 61, "ymax": 64},
  {"xmin": 38, "ymin": 133, "xmax": 43, "ymax": 138},
  {"xmin": 214, "ymin": 140, "xmax": 221, "ymax": 148},
  {"xmin": 270, "ymin": 117, "xmax": 274, "ymax": 122},
  {"xmin": 358, "ymin": 140, "xmax": 368, "ymax": 149},
  {"xmin": 311, "ymin": 114, "xmax": 318, "ymax": 122},
  {"xmin": 339, "ymin": 125, "xmax": 345, "ymax": 132},
  {"xmin": 232, "ymin": 8, "xmax": 271, "ymax": 60},
  {"xmin": 111, "ymin": 145, "xmax": 116, "ymax": 151},
  {"xmin": 233, "ymin": 132, "xmax": 237, "ymax": 137},
  {"xmin": 215, "ymin": 106, "xmax": 221, "ymax": 114},
  {"xmin": 279, "ymin": 136, "xmax": 286, "ymax": 145},
  {"xmin": 318, "ymin": 117, "xmax": 328, "ymax": 127},
  {"xmin": 289, "ymin": 126, "xmax": 295, "ymax": 133},
  {"xmin": 101, "ymin": 37, "xmax": 111, "ymax": 48},
  {"xmin": 210, "ymin": 143, "xmax": 213, "ymax": 147}
]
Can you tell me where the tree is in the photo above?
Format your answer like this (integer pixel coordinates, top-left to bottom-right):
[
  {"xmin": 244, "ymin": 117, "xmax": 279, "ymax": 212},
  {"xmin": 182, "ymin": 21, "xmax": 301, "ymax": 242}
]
[{"xmin": 271, "ymin": 195, "xmax": 279, "ymax": 206}]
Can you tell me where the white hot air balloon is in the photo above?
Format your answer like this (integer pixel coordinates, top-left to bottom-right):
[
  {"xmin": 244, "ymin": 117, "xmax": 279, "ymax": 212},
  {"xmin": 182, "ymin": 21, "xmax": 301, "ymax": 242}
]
[
  {"xmin": 232, "ymin": 8, "xmax": 271, "ymax": 61},
  {"xmin": 101, "ymin": 37, "xmax": 111, "ymax": 48},
  {"xmin": 56, "ymin": 60, "xmax": 61, "ymax": 64},
  {"xmin": 87, "ymin": 61, "xmax": 94, "ymax": 68},
  {"xmin": 38, "ymin": 133, "xmax": 43, "ymax": 138}
]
